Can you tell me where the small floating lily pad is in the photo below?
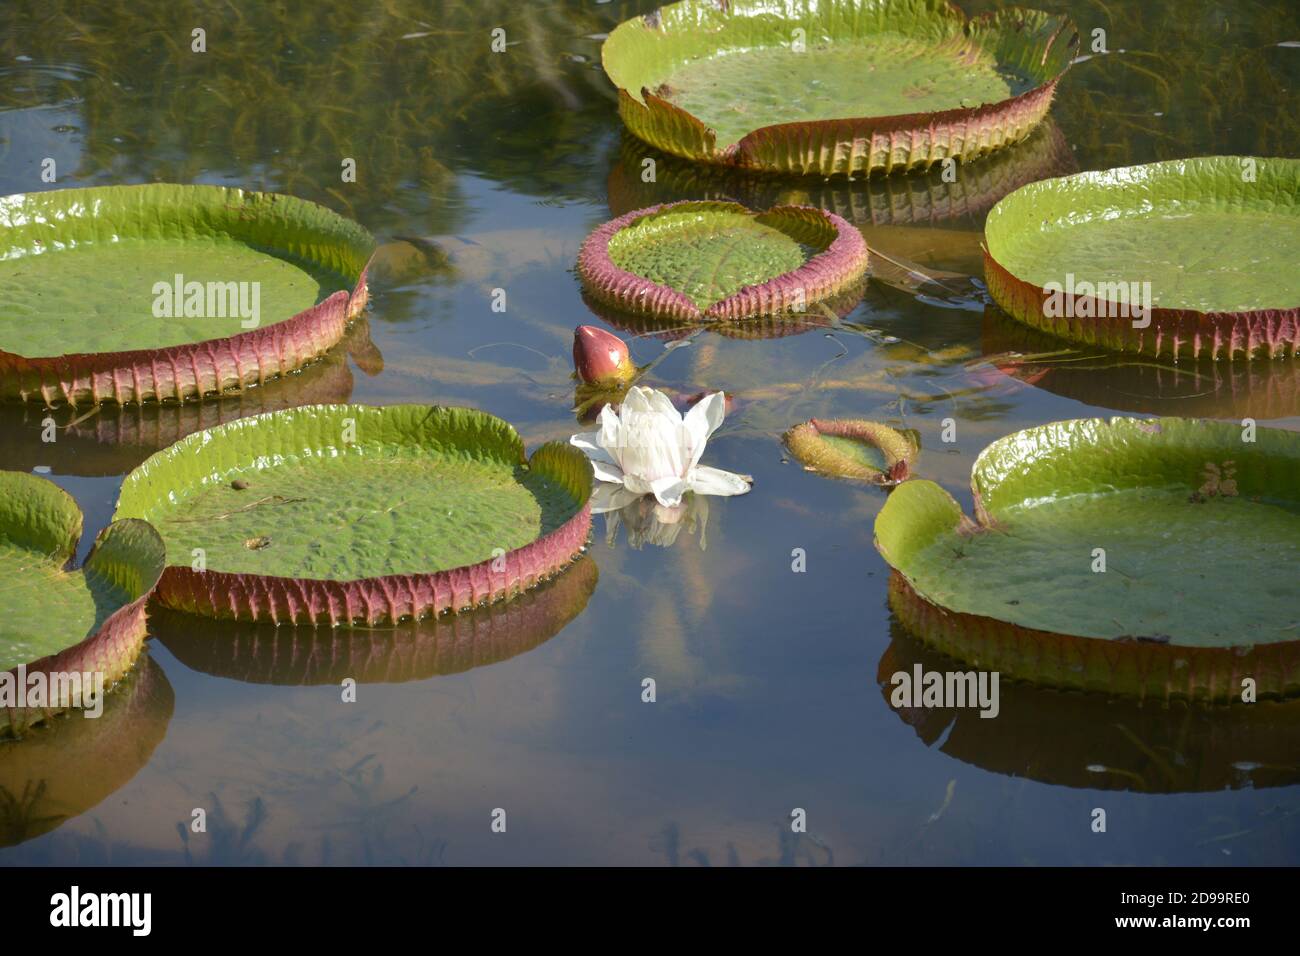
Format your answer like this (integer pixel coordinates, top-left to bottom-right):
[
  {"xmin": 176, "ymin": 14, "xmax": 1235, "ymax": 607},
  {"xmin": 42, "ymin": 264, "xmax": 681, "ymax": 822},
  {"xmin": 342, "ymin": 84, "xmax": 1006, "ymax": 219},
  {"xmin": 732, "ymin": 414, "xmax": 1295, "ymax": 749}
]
[
  {"xmin": 602, "ymin": 0, "xmax": 1077, "ymax": 177},
  {"xmin": 0, "ymin": 471, "xmax": 164, "ymax": 736},
  {"xmin": 984, "ymin": 156, "xmax": 1300, "ymax": 361},
  {"xmin": 874, "ymin": 417, "xmax": 1300, "ymax": 702},
  {"xmin": 0, "ymin": 184, "xmax": 375, "ymax": 405},
  {"xmin": 113, "ymin": 404, "xmax": 593, "ymax": 627},
  {"xmin": 784, "ymin": 418, "xmax": 917, "ymax": 485},
  {"xmin": 578, "ymin": 200, "xmax": 868, "ymax": 322}
]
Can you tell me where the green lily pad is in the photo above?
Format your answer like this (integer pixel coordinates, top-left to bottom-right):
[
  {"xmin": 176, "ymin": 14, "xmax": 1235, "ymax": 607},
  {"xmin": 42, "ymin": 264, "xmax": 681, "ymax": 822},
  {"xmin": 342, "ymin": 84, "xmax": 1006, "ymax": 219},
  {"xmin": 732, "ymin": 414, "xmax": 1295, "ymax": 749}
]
[
  {"xmin": 0, "ymin": 184, "xmax": 375, "ymax": 405},
  {"xmin": 984, "ymin": 156, "xmax": 1300, "ymax": 360},
  {"xmin": 784, "ymin": 418, "xmax": 918, "ymax": 485},
  {"xmin": 578, "ymin": 200, "xmax": 868, "ymax": 322},
  {"xmin": 602, "ymin": 0, "xmax": 1077, "ymax": 177},
  {"xmin": 875, "ymin": 417, "xmax": 1300, "ymax": 701},
  {"xmin": 113, "ymin": 404, "xmax": 593, "ymax": 627},
  {"xmin": 0, "ymin": 471, "xmax": 164, "ymax": 736}
]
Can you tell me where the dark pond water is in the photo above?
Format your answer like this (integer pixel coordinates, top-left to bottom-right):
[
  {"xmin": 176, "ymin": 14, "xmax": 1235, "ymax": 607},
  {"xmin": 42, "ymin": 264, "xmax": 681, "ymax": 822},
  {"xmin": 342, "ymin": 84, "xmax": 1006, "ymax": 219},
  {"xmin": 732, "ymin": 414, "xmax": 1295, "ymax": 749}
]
[{"xmin": 0, "ymin": 0, "xmax": 1297, "ymax": 865}]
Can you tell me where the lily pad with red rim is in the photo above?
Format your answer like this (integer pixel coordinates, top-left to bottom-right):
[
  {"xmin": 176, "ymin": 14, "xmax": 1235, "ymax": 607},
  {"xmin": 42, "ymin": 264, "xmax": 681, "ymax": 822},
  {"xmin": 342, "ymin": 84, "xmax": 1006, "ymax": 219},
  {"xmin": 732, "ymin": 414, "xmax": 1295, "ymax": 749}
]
[
  {"xmin": 874, "ymin": 417, "xmax": 1300, "ymax": 702},
  {"xmin": 0, "ymin": 183, "xmax": 375, "ymax": 406},
  {"xmin": 578, "ymin": 200, "xmax": 868, "ymax": 323},
  {"xmin": 113, "ymin": 404, "xmax": 593, "ymax": 627},
  {"xmin": 983, "ymin": 156, "xmax": 1300, "ymax": 361},
  {"xmin": 605, "ymin": 118, "xmax": 1079, "ymax": 227},
  {"xmin": 0, "ymin": 471, "xmax": 164, "ymax": 736},
  {"xmin": 150, "ymin": 555, "xmax": 598, "ymax": 685},
  {"xmin": 602, "ymin": 0, "xmax": 1077, "ymax": 177},
  {"xmin": 784, "ymin": 418, "xmax": 918, "ymax": 485},
  {"xmin": 0, "ymin": 318, "xmax": 377, "ymax": 477}
]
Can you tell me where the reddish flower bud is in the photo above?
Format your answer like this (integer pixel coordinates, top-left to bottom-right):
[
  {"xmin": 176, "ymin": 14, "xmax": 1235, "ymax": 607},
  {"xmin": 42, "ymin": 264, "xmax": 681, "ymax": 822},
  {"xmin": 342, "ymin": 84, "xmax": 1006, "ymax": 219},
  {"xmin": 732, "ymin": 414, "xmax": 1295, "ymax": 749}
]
[{"xmin": 573, "ymin": 325, "xmax": 634, "ymax": 387}]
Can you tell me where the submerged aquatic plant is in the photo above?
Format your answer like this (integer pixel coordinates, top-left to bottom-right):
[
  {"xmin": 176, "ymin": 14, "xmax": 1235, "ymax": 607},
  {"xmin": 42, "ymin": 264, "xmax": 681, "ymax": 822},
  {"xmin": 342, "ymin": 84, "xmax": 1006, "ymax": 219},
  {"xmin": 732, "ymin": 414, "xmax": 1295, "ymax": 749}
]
[{"xmin": 570, "ymin": 386, "xmax": 752, "ymax": 514}]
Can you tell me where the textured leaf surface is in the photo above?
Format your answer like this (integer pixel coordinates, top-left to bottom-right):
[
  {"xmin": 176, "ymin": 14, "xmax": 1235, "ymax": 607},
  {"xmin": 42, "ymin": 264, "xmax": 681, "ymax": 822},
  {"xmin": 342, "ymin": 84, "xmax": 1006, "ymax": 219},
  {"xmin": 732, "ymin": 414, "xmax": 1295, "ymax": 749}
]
[
  {"xmin": 0, "ymin": 184, "xmax": 375, "ymax": 404},
  {"xmin": 0, "ymin": 239, "xmax": 341, "ymax": 356},
  {"xmin": 784, "ymin": 418, "xmax": 916, "ymax": 483},
  {"xmin": 986, "ymin": 156, "xmax": 1300, "ymax": 313},
  {"xmin": 115, "ymin": 404, "xmax": 589, "ymax": 581},
  {"xmin": 876, "ymin": 418, "xmax": 1300, "ymax": 651},
  {"xmin": 0, "ymin": 471, "xmax": 162, "ymax": 673},
  {"xmin": 0, "ymin": 184, "xmax": 373, "ymax": 356},
  {"xmin": 579, "ymin": 200, "xmax": 868, "ymax": 322},
  {"xmin": 660, "ymin": 33, "xmax": 1033, "ymax": 149},
  {"xmin": 602, "ymin": 0, "xmax": 1076, "ymax": 175},
  {"xmin": 608, "ymin": 205, "xmax": 813, "ymax": 310},
  {"xmin": 984, "ymin": 157, "xmax": 1300, "ymax": 359}
]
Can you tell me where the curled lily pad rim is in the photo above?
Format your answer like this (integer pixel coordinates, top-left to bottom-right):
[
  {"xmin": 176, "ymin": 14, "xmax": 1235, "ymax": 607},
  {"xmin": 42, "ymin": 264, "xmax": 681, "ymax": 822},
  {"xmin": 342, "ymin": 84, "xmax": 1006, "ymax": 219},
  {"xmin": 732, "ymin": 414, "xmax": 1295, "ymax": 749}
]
[
  {"xmin": 982, "ymin": 155, "xmax": 1300, "ymax": 361},
  {"xmin": 0, "ymin": 470, "xmax": 165, "ymax": 736},
  {"xmin": 112, "ymin": 403, "xmax": 594, "ymax": 628},
  {"xmin": 577, "ymin": 199, "xmax": 868, "ymax": 322},
  {"xmin": 0, "ymin": 183, "xmax": 376, "ymax": 407},
  {"xmin": 602, "ymin": 0, "xmax": 1079, "ymax": 178},
  {"xmin": 151, "ymin": 554, "xmax": 600, "ymax": 685},
  {"xmin": 604, "ymin": 117, "xmax": 1080, "ymax": 229},
  {"xmin": 874, "ymin": 416, "xmax": 1300, "ymax": 703},
  {"xmin": 783, "ymin": 417, "xmax": 918, "ymax": 485}
]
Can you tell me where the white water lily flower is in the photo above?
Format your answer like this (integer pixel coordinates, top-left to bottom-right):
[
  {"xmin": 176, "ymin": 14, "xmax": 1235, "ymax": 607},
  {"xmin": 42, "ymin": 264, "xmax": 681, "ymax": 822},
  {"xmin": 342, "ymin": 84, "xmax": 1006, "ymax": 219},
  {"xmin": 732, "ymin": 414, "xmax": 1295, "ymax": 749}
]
[{"xmin": 571, "ymin": 386, "xmax": 752, "ymax": 514}]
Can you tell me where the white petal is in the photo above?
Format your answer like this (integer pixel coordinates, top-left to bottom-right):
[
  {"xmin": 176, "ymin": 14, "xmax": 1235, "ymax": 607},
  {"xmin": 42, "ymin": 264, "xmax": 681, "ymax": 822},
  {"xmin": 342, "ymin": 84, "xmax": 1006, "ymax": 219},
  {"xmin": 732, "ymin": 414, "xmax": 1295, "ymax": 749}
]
[
  {"xmin": 620, "ymin": 386, "xmax": 656, "ymax": 416},
  {"xmin": 619, "ymin": 410, "xmax": 685, "ymax": 484},
  {"xmin": 590, "ymin": 459, "xmax": 626, "ymax": 484},
  {"xmin": 643, "ymin": 387, "xmax": 683, "ymax": 424},
  {"xmin": 570, "ymin": 431, "xmax": 617, "ymax": 466},
  {"xmin": 686, "ymin": 465, "xmax": 752, "ymax": 497},
  {"xmin": 622, "ymin": 472, "xmax": 653, "ymax": 496},
  {"xmin": 597, "ymin": 403, "xmax": 623, "ymax": 462},
  {"xmin": 648, "ymin": 475, "xmax": 688, "ymax": 508},
  {"xmin": 682, "ymin": 391, "xmax": 726, "ymax": 469},
  {"xmin": 590, "ymin": 482, "xmax": 642, "ymax": 514}
]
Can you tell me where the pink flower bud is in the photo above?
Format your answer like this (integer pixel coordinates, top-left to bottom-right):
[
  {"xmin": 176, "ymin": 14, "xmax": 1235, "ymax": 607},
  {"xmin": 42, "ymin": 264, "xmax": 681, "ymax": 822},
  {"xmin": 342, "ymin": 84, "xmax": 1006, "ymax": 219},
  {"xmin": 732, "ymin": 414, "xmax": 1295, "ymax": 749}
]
[{"xmin": 573, "ymin": 325, "xmax": 634, "ymax": 387}]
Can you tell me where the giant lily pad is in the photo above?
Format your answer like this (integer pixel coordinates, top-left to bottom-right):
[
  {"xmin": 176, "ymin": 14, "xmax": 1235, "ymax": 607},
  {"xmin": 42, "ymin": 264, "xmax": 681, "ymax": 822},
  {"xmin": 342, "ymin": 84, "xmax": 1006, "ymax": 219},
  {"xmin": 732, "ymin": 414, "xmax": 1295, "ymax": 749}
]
[
  {"xmin": 113, "ymin": 405, "xmax": 593, "ymax": 627},
  {"xmin": 602, "ymin": 0, "xmax": 1077, "ymax": 177},
  {"xmin": 984, "ymin": 156, "xmax": 1300, "ymax": 361},
  {"xmin": 0, "ymin": 184, "xmax": 374, "ymax": 405},
  {"xmin": 151, "ymin": 554, "xmax": 597, "ymax": 685},
  {"xmin": 578, "ymin": 200, "xmax": 868, "ymax": 323},
  {"xmin": 0, "ymin": 471, "xmax": 164, "ymax": 736},
  {"xmin": 874, "ymin": 417, "xmax": 1300, "ymax": 702}
]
